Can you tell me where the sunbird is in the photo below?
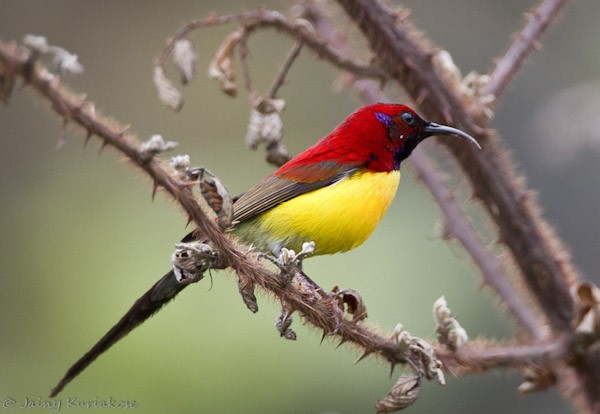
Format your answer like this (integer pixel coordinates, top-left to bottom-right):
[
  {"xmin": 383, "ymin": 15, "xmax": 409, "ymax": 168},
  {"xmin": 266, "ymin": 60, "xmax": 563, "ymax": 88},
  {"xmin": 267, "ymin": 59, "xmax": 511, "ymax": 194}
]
[{"xmin": 50, "ymin": 103, "xmax": 480, "ymax": 397}]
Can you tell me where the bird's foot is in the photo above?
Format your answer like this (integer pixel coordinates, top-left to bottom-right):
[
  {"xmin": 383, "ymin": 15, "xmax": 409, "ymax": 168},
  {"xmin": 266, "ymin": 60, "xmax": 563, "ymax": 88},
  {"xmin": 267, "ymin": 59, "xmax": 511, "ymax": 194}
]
[{"xmin": 260, "ymin": 241, "xmax": 316, "ymax": 286}]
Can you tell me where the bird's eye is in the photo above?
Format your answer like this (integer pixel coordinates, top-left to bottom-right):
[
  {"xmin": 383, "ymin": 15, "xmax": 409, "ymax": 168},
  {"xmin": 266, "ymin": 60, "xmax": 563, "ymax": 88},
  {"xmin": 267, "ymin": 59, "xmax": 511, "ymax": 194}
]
[{"xmin": 401, "ymin": 111, "xmax": 415, "ymax": 126}]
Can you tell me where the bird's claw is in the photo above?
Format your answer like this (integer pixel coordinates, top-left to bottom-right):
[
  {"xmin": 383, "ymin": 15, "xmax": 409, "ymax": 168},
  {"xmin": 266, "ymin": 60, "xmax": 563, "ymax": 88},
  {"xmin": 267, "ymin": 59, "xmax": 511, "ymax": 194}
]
[
  {"xmin": 260, "ymin": 241, "xmax": 316, "ymax": 286},
  {"xmin": 277, "ymin": 241, "xmax": 315, "ymax": 271}
]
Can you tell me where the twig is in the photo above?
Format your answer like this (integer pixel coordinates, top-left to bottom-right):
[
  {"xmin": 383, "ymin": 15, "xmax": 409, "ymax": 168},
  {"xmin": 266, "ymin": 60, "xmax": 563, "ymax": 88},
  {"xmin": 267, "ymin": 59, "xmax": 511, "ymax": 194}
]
[
  {"xmin": 237, "ymin": 31, "xmax": 254, "ymax": 96},
  {"xmin": 154, "ymin": 9, "xmax": 385, "ymax": 81},
  {"xmin": 1, "ymin": 35, "xmax": 574, "ymax": 381},
  {"xmin": 268, "ymin": 41, "xmax": 303, "ymax": 98},
  {"xmin": 336, "ymin": 0, "xmax": 578, "ymax": 333},
  {"xmin": 300, "ymin": 1, "xmax": 545, "ymax": 340},
  {"xmin": 486, "ymin": 0, "xmax": 570, "ymax": 98},
  {"xmin": 435, "ymin": 338, "xmax": 567, "ymax": 376},
  {"xmin": 0, "ymin": 38, "xmax": 437, "ymax": 376},
  {"xmin": 333, "ymin": 1, "xmax": 600, "ymax": 411},
  {"xmin": 410, "ymin": 150, "xmax": 545, "ymax": 339}
]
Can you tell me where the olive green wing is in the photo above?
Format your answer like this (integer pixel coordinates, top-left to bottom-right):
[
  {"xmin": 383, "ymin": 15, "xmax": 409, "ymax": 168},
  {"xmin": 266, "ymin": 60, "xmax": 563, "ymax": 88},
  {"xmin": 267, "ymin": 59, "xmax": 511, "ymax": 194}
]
[{"xmin": 233, "ymin": 162, "xmax": 359, "ymax": 224}]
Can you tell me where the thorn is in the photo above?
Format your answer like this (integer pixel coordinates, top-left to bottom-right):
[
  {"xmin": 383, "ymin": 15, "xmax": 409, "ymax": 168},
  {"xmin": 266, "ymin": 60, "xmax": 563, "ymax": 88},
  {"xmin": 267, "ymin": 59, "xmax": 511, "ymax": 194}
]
[
  {"xmin": 335, "ymin": 338, "xmax": 347, "ymax": 349},
  {"xmin": 88, "ymin": 102, "xmax": 96, "ymax": 119},
  {"xmin": 416, "ymin": 88, "xmax": 428, "ymax": 105},
  {"xmin": 152, "ymin": 182, "xmax": 159, "ymax": 201},
  {"xmin": 320, "ymin": 330, "xmax": 328, "ymax": 345},
  {"xmin": 354, "ymin": 349, "xmax": 372, "ymax": 365},
  {"xmin": 74, "ymin": 94, "xmax": 88, "ymax": 111},
  {"xmin": 98, "ymin": 139, "xmax": 108, "ymax": 154},
  {"xmin": 442, "ymin": 106, "xmax": 452, "ymax": 124},
  {"xmin": 117, "ymin": 124, "xmax": 131, "ymax": 137},
  {"xmin": 83, "ymin": 130, "xmax": 93, "ymax": 147},
  {"xmin": 389, "ymin": 363, "xmax": 397, "ymax": 378}
]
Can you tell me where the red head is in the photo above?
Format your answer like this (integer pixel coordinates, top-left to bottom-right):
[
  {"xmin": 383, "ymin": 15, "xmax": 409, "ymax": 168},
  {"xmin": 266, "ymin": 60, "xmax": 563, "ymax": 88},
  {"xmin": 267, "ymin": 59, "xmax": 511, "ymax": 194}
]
[{"xmin": 276, "ymin": 103, "xmax": 480, "ymax": 176}]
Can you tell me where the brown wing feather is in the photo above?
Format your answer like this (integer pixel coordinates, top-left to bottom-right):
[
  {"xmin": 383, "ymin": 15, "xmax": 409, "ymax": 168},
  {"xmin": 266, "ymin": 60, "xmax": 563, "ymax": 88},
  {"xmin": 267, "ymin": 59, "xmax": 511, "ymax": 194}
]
[{"xmin": 233, "ymin": 163, "xmax": 359, "ymax": 223}]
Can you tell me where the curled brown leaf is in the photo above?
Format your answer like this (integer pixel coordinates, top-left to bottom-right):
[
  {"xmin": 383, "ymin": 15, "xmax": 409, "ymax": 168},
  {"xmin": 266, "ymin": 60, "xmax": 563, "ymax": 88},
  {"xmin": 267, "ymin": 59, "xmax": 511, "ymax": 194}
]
[
  {"xmin": 375, "ymin": 374, "xmax": 421, "ymax": 413},
  {"xmin": 198, "ymin": 168, "xmax": 234, "ymax": 230}
]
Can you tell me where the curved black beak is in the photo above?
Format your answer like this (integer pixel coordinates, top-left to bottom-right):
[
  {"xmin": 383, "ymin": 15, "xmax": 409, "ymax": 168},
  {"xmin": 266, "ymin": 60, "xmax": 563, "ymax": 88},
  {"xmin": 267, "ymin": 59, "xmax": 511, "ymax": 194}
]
[{"xmin": 423, "ymin": 122, "xmax": 482, "ymax": 150}]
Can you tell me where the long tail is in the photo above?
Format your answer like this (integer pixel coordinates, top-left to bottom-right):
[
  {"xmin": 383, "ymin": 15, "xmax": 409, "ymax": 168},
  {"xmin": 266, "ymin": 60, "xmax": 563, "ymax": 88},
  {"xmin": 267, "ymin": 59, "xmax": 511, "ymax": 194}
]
[{"xmin": 50, "ymin": 269, "xmax": 188, "ymax": 397}]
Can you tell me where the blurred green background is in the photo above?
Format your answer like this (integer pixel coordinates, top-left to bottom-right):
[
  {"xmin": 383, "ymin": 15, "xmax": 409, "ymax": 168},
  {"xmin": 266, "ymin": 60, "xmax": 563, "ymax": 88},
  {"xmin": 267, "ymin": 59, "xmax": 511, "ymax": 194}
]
[{"xmin": 1, "ymin": 1, "xmax": 599, "ymax": 413}]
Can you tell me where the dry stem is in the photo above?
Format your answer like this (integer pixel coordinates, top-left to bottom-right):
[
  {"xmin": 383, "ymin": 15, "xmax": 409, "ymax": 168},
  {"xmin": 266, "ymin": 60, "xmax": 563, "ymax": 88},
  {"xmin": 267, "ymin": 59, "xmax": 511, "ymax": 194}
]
[
  {"xmin": 336, "ymin": 0, "xmax": 577, "ymax": 334},
  {"xmin": 299, "ymin": 0, "xmax": 545, "ymax": 340},
  {"xmin": 2, "ymin": 0, "xmax": 599, "ymax": 410},
  {"xmin": 486, "ymin": 0, "xmax": 571, "ymax": 98}
]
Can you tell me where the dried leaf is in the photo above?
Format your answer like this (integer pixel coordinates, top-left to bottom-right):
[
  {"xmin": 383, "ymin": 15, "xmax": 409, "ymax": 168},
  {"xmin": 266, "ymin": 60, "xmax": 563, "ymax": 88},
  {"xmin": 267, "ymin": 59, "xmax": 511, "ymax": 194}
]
[
  {"xmin": 576, "ymin": 307, "xmax": 600, "ymax": 338},
  {"xmin": 392, "ymin": 324, "xmax": 445, "ymax": 385},
  {"xmin": 172, "ymin": 38, "xmax": 198, "ymax": 84},
  {"xmin": 238, "ymin": 278, "xmax": 258, "ymax": 313},
  {"xmin": 22, "ymin": 35, "xmax": 83, "ymax": 76},
  {"xmin": 171, "ymin": 241, "xmax": 215, "ymax": 284},
  {"xmin": 571, "ymin": 282, "xmax": 600, "ymax": 340},
  {"xmin": 572, "ymin": 282, "xmax": 600, "ymax": 308},
  {"xmin": 140, "ymin": 134, "xmax": 178, "ymax": 158},
  {"xmin": 198, "ymin": 169, "xmax": 233, "ymax": 230},
  {"xmin": 332, "ymin": 287, "xmax": 368, "ymax": 322},
  {"xmin": 208, "ymin": 29, "xmax": 242, "ymax": 97},
  {"xmin": 433, "ymin": 295, "xmax": 468, "ymax": 351},
  {"xmin": 375, "ymin": 375, "xmax": 421, "ymax": 413},
  {"xmin": 153, "ymin": 65, "xmax": 183, "ymax": 111},
  {"xmin": 169, "ymin": 154, "xmax": 191, "ymax": 178},
  {"xmin": 246, "ymin": 98, "xmax": 285, "ymax": 149},
  {"xmin": 50, "ymin": 46, "xmax": 84, "ymax": 76},
  {"xmin": 275, "ymin": 310, "xmax": 296, "ymax": 340},
  {"xmin": 22, "ymin": 34, "xmax": 49, "ymax": 53}
]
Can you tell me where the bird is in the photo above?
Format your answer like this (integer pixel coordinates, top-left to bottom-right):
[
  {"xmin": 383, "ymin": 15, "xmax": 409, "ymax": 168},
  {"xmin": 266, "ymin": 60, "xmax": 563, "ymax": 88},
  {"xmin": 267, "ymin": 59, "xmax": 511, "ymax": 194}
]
[{"xmin": 50, "ymin": 103, "xmax": 480, "ymax": 397}]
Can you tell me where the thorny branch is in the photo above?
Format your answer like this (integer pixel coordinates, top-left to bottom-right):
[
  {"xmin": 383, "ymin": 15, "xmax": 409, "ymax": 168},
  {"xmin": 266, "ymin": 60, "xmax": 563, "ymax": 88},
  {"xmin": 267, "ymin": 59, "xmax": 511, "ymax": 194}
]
[
  {"xmin": 486, "ymin": 0, "xmax": 571, "ymax": 99},
  {"xmin": 2, "ymin": 0, "xmax": 600, "ymax": 412},
  {"xmin": 299, "ymin": 0, "xmax": 545, "ymax": 341},
  {"xmin": 155, "ymin": 9, "xmax": 385, "ymax": 107},
  {"xmin": 356, "ymin": 81, "xmax": 545, "ymax": 340},
  {"xmin": 331, "ymin": 0, "xmax": 599, "ymax": 411},
  {"xmin": 0, "ymin": 37, "xmax": 451, "ymax": 387},
  {"xmin": 267, "ymin": 41, "xmax": 303, "ymax": 100},
  {"xmin": 336, "ymin": 0, "xmax": 577, "ymax": 334}
]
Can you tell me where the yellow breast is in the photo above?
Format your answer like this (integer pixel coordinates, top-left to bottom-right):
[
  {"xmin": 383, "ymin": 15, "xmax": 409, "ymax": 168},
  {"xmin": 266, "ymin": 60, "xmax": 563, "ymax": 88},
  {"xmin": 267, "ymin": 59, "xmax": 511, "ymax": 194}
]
[{"xmin": 235, "ymin": 170, "xmax": 400, "ymax": 255}]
